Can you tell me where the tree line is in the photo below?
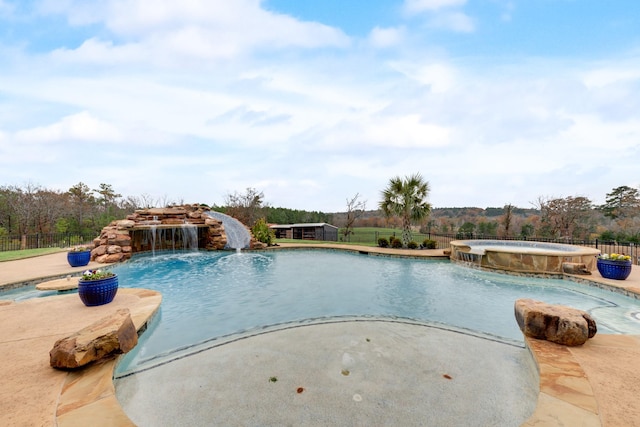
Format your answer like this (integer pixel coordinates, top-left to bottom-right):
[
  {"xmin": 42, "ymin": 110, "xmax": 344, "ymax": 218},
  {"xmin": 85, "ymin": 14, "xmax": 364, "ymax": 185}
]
[
  {"xmin": 338, "ymin": 183, "xmax": 640, "ymax": 245},
  {"xmin": 2, "ymin": 181, "xmax": 638, "ymax": 246},
  {"xmin": 0, "ymin": 183, "xmax": 332, "ymax": 238},
  {"xmin": 423, "ymin": 188, "xmax": 640, "ymax": 243}
]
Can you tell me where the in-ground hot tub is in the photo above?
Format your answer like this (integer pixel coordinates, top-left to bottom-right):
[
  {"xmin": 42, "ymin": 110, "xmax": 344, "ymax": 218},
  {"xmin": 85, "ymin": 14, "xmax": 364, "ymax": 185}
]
[{"xmin": 449, "ymin": 240, "xmax": 600, "ymax": 275}]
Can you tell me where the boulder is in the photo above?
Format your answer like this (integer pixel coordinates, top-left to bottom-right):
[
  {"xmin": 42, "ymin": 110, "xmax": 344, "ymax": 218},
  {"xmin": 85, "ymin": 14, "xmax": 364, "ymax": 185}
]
[
  {"xmin": 115, "ymin": 219, "xmax": 135, "ymax": 229},
  {"xmin": 562, "ymin": 262, "xmax": 591, "ymax": 275},
  {"xmin": 104, "ymin": 253, "xmax": 126, "ymax": 263},
  {"xmin": 91, "ymin": 245, "xmax": 107, "ymax": 257},
  {"xmin": 106, "ymin": 245, "xmax": 123, "ymax": 254},
  {"xmin": 514, "ymin": 298, "xmax": 597, "ymax": 346},
  {"xmin": 50, "ymin": 308, "xmax": 138, "ymax": 370}
]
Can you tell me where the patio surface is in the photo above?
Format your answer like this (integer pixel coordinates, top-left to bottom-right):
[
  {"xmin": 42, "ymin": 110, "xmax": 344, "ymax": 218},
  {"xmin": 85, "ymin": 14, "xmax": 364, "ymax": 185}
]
[{"xmin": 1, "ymin": 246, "xmax": 639, "ymax": 426}]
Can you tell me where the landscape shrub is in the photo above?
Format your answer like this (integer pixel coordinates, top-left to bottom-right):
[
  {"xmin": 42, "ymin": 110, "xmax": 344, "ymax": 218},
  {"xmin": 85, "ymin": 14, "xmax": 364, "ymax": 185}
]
[
  {"xmin": 422, "ymin": 239, "xmax": 437, "ymax": 249},
  {"xmin": 407, "ymin": 240, "xmax": 418, "ymax": 249},
  {"xmin": 390, "ymin": 237, "xmax": 403, "ymax": 248},
  {"xmin": 377, "ymin": 237, "xmax": 389, "ymax": 248},
  {"xmin": 251, "ymin": 218, "xmax": 275, "ymax": 246}
]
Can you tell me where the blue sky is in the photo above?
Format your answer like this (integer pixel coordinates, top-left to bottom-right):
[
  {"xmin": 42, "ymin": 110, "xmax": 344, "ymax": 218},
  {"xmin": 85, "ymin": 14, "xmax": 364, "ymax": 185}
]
[{"xmin": 1, "ymin": 0, "xmax": 639, "ymax": 212}]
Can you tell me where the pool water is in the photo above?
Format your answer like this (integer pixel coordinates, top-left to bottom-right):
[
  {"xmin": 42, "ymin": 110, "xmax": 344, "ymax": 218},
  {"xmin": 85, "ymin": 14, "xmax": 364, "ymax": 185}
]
[{"xmin": 112, "ymin": 249, "xmax": 640, "ymax": 374}]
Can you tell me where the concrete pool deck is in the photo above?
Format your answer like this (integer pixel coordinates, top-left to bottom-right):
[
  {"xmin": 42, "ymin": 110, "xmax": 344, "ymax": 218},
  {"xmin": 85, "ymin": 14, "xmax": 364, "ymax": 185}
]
[{"xmin": 1, "ymin": 247, "xmax": 640, "ymax": 426}]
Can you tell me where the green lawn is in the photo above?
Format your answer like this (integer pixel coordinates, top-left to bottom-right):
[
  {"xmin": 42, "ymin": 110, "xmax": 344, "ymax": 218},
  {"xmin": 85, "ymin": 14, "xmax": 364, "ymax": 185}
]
[
  {"xmin": 0, "ymin": 247, "xmax": 66, "ymax": 262},
  {"xmin": 275, "ymin": 238, "xmax": 378, "ymax": 247}
]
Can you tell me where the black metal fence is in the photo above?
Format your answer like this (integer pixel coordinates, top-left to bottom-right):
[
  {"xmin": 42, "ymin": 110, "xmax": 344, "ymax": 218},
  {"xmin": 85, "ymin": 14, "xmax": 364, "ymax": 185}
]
[
  {"xmin": 342, "ymin": 230, "xmax": 640, "ymax": 266},
  {"xmin": 6, "ymin": 230, "xmax": 639, "ymax": 265},
  {"xmin": 0, "ymin": 233, "xmax": 97, "ymax": 252}
]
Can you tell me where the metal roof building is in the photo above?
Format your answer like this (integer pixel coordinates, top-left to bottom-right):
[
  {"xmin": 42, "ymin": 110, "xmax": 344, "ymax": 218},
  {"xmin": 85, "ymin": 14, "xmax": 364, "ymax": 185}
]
[{"xmin": 270, "ymin": 223, "xmax": 339, "ymax": 241}]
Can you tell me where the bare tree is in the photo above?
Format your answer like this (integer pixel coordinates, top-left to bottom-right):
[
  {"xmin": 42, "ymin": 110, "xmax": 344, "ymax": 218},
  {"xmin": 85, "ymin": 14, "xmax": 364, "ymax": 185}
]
[
  {"xmin": 34, "ymin": 189, "xmax": 66, "ymax": 233},
  {"xmin": 501, "ymin": 204, "xmax": 514, "ymax": 237},
  {"xmin": 341, "ymin": 193, "xmax": 367, "ymax": 241},
  {"xmin": 224, "ymin": 187, "xmax": 266, "ymax": 226},
  {"xmin": 536, "ymin": 196, "xmax": 594, "ymax": 240},
  {"xmin": 5, "ymin": 182, "xmax": 42, "ymax": 235}
]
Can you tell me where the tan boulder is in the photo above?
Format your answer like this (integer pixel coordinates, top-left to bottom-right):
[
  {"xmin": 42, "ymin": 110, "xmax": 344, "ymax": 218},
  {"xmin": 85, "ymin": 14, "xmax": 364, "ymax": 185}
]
[
  {"xmin": 115, "ymin": 219, "xmax": 135, "ymax": 229},
  {"xmin": 94, "ymin": 254, "xmax": 109, "ymax": 263},
  {"xmin": 514, "ymin": 298, "xmax": 597, "ymax": 346},
  {"xmin": 106, "ymin": 245, "xmax": 123, "ymax": 254},
  {"xmin": 562, "ymin": 262, "xmax": 591, "ymax": 275},
  {"xmin": 110, "ymin": 234, "xmax": 132, "ymax": 246},
  {"xmin": 91, "ymin": 245, "xmax": 107, "ymax": 257},
  {"xmin": 163, "ymin": 218, "xmax": 186, "ymax": 225},
  {"xmin": 50, "ymin": 309, "xmax": 138, "ymax": 369},
  {"xmin": 104, "ymin": 253, "xmax": 125, "ymax": 263}
]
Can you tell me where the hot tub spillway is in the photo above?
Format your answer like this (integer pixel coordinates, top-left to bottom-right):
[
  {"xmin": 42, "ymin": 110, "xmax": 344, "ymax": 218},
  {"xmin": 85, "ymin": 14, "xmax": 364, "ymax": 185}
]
[{"xmin": 449, "ymin": 239, "xmax": 600, "ymax": 275}]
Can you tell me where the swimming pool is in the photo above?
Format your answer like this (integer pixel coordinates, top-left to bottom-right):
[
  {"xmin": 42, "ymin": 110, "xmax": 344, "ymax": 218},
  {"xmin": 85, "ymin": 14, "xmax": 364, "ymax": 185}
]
[{"xmin": 112, "ymin": 249, "xmax": 640, "ymax": 375}]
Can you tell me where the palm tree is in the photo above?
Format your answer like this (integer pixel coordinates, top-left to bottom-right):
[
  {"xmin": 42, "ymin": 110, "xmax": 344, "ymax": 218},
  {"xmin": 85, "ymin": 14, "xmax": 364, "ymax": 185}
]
[{"xmin": 379, "ymin": 173, "xmax": 432, "ymax": 247}]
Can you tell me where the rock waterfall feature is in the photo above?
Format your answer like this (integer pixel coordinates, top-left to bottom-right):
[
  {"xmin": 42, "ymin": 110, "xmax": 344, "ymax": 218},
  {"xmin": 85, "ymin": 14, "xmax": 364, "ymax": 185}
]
[{"xmin": 90, "ymin": 205, "xmax": 263, "ymax": 263}]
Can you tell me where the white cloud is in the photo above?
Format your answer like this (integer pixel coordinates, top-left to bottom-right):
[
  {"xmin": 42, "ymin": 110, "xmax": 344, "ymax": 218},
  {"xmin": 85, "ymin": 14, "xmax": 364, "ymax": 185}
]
[
  {"xmin": 307, "ymin": 114, "xmax": 450, "ymax": 153},
  {"xmin": 390, "ymin": 62, "xmax": 457, "ymax": 93},
  {"xmin": 402, "ymin": 0, "xmax": 474, "ymax": 32},
  {"xmin": 367, "ymin": 115, "xmax": 451, "ymax": 147},
  {"xmin": 51, "ymin": 38, "xmax": 143, "ymax": 64},
  {"xmin": 42, "ymin": 0, "xmax": 350, "ymax": 65},
  {"xmin": 404, "ymin": 0, "xmax": 467, "ymax": 14},
  {"xmin": 582, "ymin": 67, "xmax": 640, "ymax": 88},
  {"xmin": 15, "ymin": 111, "xmax": 121, "ymax": 143},
  {"xmin": 368, "ymin": 26, "xmax": 405, "ymax": 48},
  {"xmin": 2, "ymin": 2, "xmax": 640, "ymax": 210}
]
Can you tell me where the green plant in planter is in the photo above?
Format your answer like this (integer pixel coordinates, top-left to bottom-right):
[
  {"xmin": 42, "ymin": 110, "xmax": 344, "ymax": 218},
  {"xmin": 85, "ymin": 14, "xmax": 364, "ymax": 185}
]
[
  {"xmin": 597, "ymin": 253, "xmax": 632, "ymax": 280},
  {"xmin": 81, "ymin": 269, "xmax": 115, "ymax": 281},
  {"xmin": 67, "ymin": 246, "xmax": 92, "ymax": 267},
  {"xmin": 599, "ymin": 253, "xmax": 631, "ymax": 262}
]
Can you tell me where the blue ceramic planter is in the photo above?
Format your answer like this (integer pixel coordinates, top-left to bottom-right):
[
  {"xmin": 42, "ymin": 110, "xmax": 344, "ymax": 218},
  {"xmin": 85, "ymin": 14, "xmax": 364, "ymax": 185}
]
[
  {"xmin": 597, "ymin": 259, "xmax": 632, "ymax": 280},
  {"xmin": 67, "ymin": 250, "xmax": 91, "ymax": 267},
  {"xmin": 78, "ymin": 274, "xmax": 118, "ymax": 306}
]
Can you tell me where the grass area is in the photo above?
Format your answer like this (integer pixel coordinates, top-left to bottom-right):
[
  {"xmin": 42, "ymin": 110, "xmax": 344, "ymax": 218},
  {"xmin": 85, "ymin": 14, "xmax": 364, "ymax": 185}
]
[
  {"xmin": 0, "ymin": 247, "xmax": 66, "ymax": 262},
  {"xmin": 340, "ymin": 227, "xmax": 403, "ymax": 235},
  {"xmin": 275, "ymin": 239, "xmax": 378, "ymax": 247},
  {"xmin": 275, "ymin": 227, "xmax": 432, "ymax": 247}
]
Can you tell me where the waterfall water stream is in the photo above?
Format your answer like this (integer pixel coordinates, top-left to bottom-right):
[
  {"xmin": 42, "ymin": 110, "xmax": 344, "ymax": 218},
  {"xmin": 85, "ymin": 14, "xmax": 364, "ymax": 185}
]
[
  {"xmin": 143, "ymin": 223, "xmax": 199, "ymax": 255},
  {"xmin": 205, "ymin": 211, "xmax": 251, "ymax": 249}
]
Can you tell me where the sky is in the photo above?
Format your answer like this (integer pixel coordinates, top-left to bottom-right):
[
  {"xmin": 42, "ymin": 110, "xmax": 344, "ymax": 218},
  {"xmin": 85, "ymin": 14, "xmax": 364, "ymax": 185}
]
[{"xmin": 1, "ymin": 0, "xmax": 639, "ymax": 212}]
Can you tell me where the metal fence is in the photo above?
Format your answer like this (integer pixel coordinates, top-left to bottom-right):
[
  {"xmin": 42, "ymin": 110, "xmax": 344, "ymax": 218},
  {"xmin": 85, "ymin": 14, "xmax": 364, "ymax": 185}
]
[
  {"xmin": 6, "ymin": 230, "xmax": 639, "ymax": 265},
  {"xmin": 0, "ymin": 233, "xmax": 97, "ymax": 252},
  {"xmin": 341, "ymin": 230, "xmax": 640, "ymax": 266}
]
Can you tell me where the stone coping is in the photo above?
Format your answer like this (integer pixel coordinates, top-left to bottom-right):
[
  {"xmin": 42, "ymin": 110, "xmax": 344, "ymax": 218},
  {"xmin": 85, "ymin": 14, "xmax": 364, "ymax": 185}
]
[
  {"xmin": 36, "ymin": 277, "xmax": 79, "ymax": 291},
  {"xmin": 0, "ymin": 288, "xmax": 161, "ymax": 426}
]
